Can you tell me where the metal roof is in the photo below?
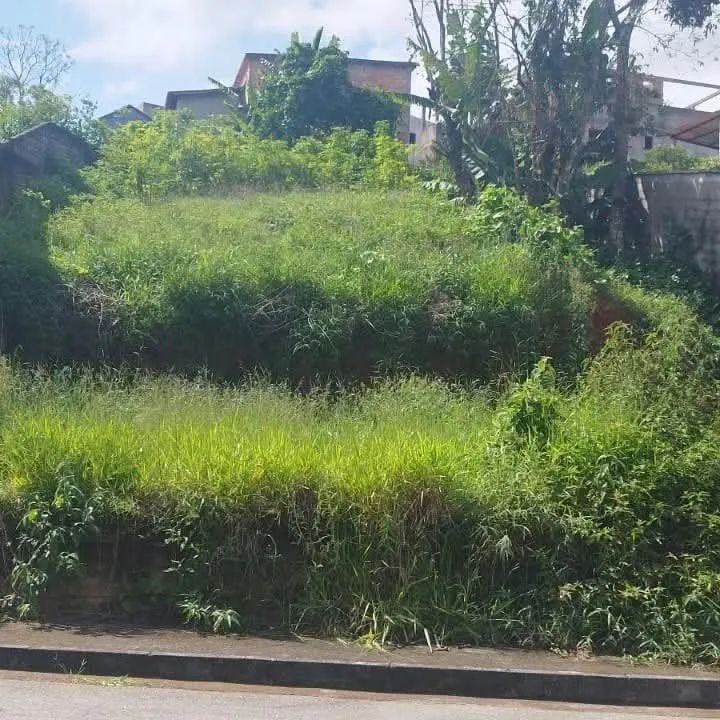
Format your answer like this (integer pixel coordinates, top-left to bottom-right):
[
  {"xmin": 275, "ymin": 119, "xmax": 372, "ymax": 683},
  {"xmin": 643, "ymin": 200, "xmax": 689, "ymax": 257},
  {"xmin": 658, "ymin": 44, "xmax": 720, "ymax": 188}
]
[{"xmin": 671, "ymin": 110, "xmax": 720, "ymax": 149}]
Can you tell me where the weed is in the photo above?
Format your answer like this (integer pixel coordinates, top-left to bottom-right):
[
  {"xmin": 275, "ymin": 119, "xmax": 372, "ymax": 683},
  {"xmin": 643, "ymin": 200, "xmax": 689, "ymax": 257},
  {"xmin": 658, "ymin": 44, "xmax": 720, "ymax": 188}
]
[
  {"xmin": 2, "ymin": 478, "xmax": 98, "ymax": 619},
  {"xmin": 179, "ymin": 595, "xmax": 242, "ymax": 634},
  {"xmin": 41, "ymin": 189, "xmax": 597, "ymax": 382}
]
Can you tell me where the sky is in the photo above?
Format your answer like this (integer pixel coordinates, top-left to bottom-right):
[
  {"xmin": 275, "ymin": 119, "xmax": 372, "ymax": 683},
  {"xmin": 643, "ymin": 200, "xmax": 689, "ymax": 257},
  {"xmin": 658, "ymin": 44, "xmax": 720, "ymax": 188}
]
[{"xmin": 4, "ymin": 0, "xmax": 720, "ymax": 114}]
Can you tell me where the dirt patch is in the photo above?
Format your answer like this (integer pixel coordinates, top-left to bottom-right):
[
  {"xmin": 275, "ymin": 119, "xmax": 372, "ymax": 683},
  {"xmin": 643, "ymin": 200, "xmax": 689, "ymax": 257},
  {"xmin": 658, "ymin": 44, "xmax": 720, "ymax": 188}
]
[{"xmin": 590, "ymin": 290, "xmax": 637, "ymax": 354}]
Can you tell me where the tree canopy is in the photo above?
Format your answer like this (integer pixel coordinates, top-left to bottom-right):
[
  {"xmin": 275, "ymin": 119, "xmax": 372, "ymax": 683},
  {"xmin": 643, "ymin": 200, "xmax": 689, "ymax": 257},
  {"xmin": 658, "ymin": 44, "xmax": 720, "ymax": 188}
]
[
  {"xmin": 409, "ymin": 0, "xmax": 720, "ymax": 252},
  {"xmin": 0, "ymin": 25, "xmax": 72, "ymax": 102},
  {"xmin": 0, "ymin": 86, "xmax": 101, "ymax": 145},
  {"xmin": 248, "ymin": 29, "xmax": 400, "ymax": 142},
  {"xmin": 0, "ymin": 27, "xmax": 102, "ymax": 147}
]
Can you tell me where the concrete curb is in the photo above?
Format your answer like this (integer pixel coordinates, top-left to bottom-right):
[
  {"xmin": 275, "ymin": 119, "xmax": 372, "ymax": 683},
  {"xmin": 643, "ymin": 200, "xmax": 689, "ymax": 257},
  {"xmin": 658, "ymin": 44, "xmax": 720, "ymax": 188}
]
[{"xmin": 0, "ymin": 643, "xmax": 718, "ymax": 708}]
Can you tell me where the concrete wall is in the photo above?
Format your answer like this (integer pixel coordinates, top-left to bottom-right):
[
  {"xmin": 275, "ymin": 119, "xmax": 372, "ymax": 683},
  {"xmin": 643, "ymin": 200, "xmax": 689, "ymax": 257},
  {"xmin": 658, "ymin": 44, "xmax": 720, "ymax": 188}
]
[
  {"xmin": 636, "ymin": 172, "xmax": 720, "ymax": 284},
  {"xmin": 409, "ymin": 114, "xmax": 440, "ymax": 163},
  {"xmin": 629, "ymin": 134, "xmax": 719, "ymax": 161},
  {"xmin": 142, "ymin": 102, "xmax": 163, "ymax": 118},
  {"xmin": 589, "ymin": 100, "xmax": 720, "ymax": 162},
  {"xmin": 100, "ymin": 106, "xmax": 151, "ymax": 129},
  {"xmin": 174, "ymin": 92, "xmax": 229, "ymax": 119},
  {"xmin": 0, "ymin": 123, "xmax": 95, "ymax": 209}
]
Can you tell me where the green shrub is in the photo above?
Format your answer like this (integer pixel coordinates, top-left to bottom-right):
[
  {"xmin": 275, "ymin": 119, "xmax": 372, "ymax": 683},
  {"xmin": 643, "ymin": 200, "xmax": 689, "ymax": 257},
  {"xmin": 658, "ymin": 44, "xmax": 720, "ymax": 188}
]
[
  {"xmin": 246, "ymin": 31, "xmax": 400, "ymax": 143},
  {"xmin": 637, "ymin": 145, "xmax": 720, "ymax": 174},
  {"xmin": 84, "ymin": 112, "xmax": 415, "ymax": 200},
  {"xmin": 0, "ymin": 310, "xmax": 719, "ymax": 663},
  {"xmin": 0, "ymin": 88, "xmax": 105, "ymax": 148},
  {"xmin": 45, "ymin": 189, "xmax": 595, "ymax": 381}
]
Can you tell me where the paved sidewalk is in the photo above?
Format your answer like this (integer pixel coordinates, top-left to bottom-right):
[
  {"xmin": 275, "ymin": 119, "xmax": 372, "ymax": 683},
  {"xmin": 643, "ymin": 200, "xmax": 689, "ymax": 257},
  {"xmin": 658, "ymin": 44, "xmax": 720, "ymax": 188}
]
[
  {"xmin": 0, "ymin": 622, "xmax": 718, "ymax": 708},
  {"xmin": 1, "ymin": 622, "xmax": 716, "ymax": 678}
]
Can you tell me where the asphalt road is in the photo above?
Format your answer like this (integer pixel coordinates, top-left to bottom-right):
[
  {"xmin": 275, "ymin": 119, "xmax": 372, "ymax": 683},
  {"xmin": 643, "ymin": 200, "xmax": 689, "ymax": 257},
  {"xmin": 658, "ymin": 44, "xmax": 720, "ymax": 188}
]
[{"xmin": 1, "ymin": 673, "xmax": 720, "ymax": 720}]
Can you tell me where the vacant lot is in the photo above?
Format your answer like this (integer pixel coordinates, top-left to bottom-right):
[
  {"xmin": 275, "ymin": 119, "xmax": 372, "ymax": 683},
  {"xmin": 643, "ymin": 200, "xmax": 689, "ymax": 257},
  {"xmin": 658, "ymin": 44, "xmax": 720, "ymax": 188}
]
[
  {"xmin": 41, "ymin": 190, "xmax": 597, "ymax": 381},
  {"xmin": 2, "ymin": 187, "xmax": 720, "ymax": 664}
]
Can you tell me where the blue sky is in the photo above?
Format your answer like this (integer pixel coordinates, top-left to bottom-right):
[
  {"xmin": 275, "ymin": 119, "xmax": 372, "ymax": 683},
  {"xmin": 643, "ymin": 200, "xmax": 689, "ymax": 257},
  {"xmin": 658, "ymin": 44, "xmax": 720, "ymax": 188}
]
[
  {"xmin": 5, "ymin": 1, "xmax": 720, "ymax": 114},
  {"xmin": 5, "ymin": 0, "xmax": 415, "ymax": 114}
]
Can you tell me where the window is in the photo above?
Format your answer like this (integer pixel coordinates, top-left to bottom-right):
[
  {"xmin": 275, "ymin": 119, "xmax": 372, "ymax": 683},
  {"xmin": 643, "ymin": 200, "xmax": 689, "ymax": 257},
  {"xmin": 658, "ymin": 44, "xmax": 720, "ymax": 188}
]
[
  {"xmin": 644, "ymin": 135, "xmax": 654, "ymax": 150},
  {"xmin": 409, "ymin": 132, "xmax": 417, "ymax": 145}
]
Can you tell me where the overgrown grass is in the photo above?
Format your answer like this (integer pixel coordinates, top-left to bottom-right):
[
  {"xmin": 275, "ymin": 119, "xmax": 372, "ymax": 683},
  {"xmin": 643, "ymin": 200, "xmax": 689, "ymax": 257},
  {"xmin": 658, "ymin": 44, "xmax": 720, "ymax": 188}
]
[
  {"xmin": 1, "ymin": 298, "xmax": 720, "ymax": 662},
  {"xmin": 43, "ymin": 189, "xmax": 595, "ymax": 381},
  {"xmin": 4, "ymin": 184, "xmax": 720, "ymax": 664}
]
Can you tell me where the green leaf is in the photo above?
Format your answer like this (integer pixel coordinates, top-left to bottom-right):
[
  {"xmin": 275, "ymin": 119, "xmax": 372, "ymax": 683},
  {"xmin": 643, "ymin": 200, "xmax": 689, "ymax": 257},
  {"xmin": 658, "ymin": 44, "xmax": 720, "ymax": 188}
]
[{"xmin": 582, "ymin": 0, "xmax": 606, "ymax": 42}]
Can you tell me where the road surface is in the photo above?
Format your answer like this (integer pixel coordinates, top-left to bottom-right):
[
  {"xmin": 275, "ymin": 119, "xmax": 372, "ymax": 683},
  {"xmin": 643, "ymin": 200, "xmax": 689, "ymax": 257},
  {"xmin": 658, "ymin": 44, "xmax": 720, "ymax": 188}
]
[{"xmin": 1, "ymin": 672, "xmax": 719, "ymax": 719}]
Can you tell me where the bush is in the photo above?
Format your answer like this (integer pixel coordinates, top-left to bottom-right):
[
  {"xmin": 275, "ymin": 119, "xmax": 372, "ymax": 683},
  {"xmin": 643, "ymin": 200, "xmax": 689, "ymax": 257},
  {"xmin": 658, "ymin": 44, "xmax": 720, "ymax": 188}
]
[
  {"xmin": 84, "ymin": 112, "xmax": 415, "ymax": 200},
  {"xmin": 636, "ymin": 145, "xmax": 720, "ymax": 174},
  {"xmin": 0, "ymin": 173, "xmax": 94, "ymax": 363},
  {"xmin": 44, "ymin": 189, "xmax": 597, "ymax": 382},
  {"xmin": 0, "ymin": 88, "xmax": 106, "ymax": 148},
  {"xmin": 0, "ymin": 305, "xmax": 719, "ymax": 662},
  {"xmin": 247, "ymin": 30, "xmax": 400, "ymax": 142}
]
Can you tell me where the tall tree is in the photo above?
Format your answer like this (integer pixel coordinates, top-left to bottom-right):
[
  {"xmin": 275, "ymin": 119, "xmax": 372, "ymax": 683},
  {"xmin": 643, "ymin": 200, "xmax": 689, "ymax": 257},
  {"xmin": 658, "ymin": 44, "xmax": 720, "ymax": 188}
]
[
  {"xmin": 605, "ymin": 0, "xmax": 720, "ymax": 254},
  {"xmin": 409, "ymin": 0, "xmax": 610, "ymax": 203},
  {"xmin": 507, "ymin": 0, "xmax": 611, "ymax": 203},
  {"xmin": 409, "ymin": 0, "xmax": 510, "ymax": 198},
  {"xmin": 248, "ymin": 29, "xmax": 399, "ymax": 142},
  {"xmin": 411, "ymin": 0, "xmax": 720, "ymax": 242},
  {"xmin": 0, "ymin": 25, "xmax": 72, "ymax": 102}
]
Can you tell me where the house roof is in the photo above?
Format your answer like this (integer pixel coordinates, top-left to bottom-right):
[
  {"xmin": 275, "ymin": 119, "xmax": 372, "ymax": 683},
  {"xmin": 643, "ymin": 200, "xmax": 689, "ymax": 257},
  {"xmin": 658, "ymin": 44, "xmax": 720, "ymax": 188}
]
[
  {"xmin": 671, "ymin": 110, "xmax": 720, "ymax": 149},
  {"xmin": 1, "ymin": 122, "xmax": 96, "ymax": 163},
  {"xmin": 165, "ymin": 88, "xmax": 225, "ymax": 109},
  {"xmin": 99, "ymin": 105, "xmax": 152, "ymax": 126},
  {"xmin": 234, "ymin": 52, "xmax": 417, "ymax": 87}
]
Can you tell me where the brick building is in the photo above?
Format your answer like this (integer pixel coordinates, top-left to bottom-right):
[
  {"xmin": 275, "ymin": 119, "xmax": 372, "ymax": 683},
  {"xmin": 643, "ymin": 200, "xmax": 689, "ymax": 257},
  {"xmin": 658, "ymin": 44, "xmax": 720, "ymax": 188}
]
[
  {"xmin": 234, "ymin": 53, "xmax": 416, "ymax": 141},
  {"xmin": 123, "ymin": 53, "xmax": 417, "ymax": 142}
]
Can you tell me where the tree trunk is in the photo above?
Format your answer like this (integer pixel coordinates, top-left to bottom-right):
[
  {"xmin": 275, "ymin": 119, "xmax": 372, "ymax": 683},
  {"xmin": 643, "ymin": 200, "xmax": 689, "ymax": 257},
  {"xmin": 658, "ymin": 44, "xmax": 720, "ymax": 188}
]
[
  {"xmin": 442, "ymin": 111, "xmax": 477, "ymax": 201},
  {"xmin": 608, "ymin": 22, "xmax": 633, "ymax": 257}
]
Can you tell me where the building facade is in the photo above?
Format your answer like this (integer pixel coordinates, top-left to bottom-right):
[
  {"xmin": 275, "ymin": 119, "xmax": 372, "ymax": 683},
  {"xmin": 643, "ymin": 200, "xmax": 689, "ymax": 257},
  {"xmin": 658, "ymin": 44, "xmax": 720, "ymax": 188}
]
[
  {"xmin": 233, "ymin": 53, "xmax": 416, "ymax": 142},
  {"xmin": 587, "ymin": 75, "xmax": 720, "ymax": 161},
  {"xmin": 109, "ymin": 53, "xmax": 418, "ymax": 142},
  {"xmin": 165, "ymin": 89, "xmax": 229, "ymax": 118},
  {"xmin": 99, "ymin": 105, "xmax": 152, "ymax": 129}
]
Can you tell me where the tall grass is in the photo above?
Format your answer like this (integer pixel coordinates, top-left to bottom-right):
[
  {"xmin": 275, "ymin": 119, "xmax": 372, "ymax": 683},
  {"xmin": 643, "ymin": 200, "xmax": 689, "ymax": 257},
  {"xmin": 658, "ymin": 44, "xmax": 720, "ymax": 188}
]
[
  {"xmin": 4, "ymin": 184, "xmax": 720, "ymax": 663},
  {"xmin": 1, "ymin": 304, "xmax": 720, "ymax": 662},
  {"xmin": 44, "ymin": 190, "xmax": 593, "ymax": 381}
]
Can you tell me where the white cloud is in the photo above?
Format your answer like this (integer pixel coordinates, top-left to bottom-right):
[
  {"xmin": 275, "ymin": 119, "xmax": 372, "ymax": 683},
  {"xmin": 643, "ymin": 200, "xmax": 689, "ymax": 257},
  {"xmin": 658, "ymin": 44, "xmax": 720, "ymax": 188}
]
[
  {"xmin": 63, "ymin": 0, "xmax": 720, "ymax": 111},
  {"xmin": 250, "ymin": 1, "xmax": 411, "ymax": 48},
  {"xmin": 632, "ymin": 21, "xmax": 720, "ymax": 109},
  {"xmin": 64, "ymin": 0, "xmax": 412, "ymax": 72},
  {"xmin": 103, "ymin": 78, "xmax": 140, "ymax": 98},
  {"xmin": 65, "ymin": 0, "xmax": 231, "ymax": 69}
]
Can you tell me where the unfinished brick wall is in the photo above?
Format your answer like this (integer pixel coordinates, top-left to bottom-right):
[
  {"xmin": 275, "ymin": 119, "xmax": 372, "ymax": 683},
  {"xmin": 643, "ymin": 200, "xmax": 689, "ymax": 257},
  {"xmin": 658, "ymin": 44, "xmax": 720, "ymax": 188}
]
[
  {"xmin": 636, "ymin": 172, "xmax": 720, "ymax": 285},
  {"xmin": 347, "ymin": 60, "xmax": 412, "ymax": 94},
  {"xmin": 235, "ymin": 55, "xmax": 415, "ymax": 142},
  {"xmin": 347, "ymin": 60, "xmax": 414, "ymax": 142},
  {"xmin": 234, "ymin": 53, "xmax": 278, "ymax": 89}
]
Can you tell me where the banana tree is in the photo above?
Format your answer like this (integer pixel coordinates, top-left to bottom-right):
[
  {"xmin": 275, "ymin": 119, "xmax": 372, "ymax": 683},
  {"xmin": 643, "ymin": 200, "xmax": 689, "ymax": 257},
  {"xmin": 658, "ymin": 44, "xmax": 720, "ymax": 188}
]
[
  {"xmin": 409, "ymin": 0, "xmax": 515, "ymax": 198},
  {"xmin": 409, "ymin": 0, "xmax": 611, "ymax": 203}
]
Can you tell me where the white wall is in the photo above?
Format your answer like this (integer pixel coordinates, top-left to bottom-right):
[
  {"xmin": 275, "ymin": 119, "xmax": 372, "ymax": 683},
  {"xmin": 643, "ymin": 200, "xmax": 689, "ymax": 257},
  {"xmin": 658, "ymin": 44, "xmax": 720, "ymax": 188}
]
[
  {"xmin": 174, "ymin": 93, "xmax": 229, "ymax": 119},
  {"xmin": 629, "ymin": 134, "xmax": 719, "ymax": 161}
]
